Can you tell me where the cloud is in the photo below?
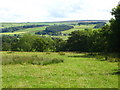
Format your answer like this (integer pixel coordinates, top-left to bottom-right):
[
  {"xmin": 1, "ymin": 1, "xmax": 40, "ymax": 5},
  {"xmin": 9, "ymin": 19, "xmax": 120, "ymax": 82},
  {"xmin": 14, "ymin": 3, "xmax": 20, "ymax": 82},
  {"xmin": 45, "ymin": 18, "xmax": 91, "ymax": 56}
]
[{"xmin": 0, "ymin": 0, "xmax": 119, "ymax": 22}]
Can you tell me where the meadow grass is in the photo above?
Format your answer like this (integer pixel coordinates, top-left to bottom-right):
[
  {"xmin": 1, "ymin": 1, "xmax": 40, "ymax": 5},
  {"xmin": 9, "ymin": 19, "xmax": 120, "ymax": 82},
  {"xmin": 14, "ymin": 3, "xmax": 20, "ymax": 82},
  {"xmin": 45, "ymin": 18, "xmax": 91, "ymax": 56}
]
[
  {"xmin": 2, "ymin": 52, "xmax": 118, "ymax": 88},
  {"xmin": 2, "ymin": 52, "xmax": 64, "ymax": 65}
]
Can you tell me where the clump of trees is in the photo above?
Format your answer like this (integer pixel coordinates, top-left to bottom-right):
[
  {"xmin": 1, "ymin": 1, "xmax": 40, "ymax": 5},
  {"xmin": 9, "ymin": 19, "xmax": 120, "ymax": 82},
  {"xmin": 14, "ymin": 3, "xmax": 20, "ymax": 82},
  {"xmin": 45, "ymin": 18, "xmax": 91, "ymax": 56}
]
[
  {"xmin": 109, "ymin": 5, "xmax": 120, "ymax": 52},
  {"xmin": 35, "ymin": 25, "xmax": 73, "ymax": 35},
  {"xmin": 45, "ymin": 25, "xmax": 73, "ymax": 32},
  {"xmin": 2, "ymin": 34, "xmax": 65, "ymax": 52},
  {"xmin": 67, "ymin": 3, "xmax": 120, "ymax": 53}
]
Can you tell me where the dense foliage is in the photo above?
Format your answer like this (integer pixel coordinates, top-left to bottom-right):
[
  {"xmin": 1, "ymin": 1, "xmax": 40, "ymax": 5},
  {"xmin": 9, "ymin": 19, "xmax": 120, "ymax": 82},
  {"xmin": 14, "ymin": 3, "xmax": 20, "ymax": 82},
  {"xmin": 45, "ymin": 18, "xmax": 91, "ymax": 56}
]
[
  {"xmin": 109, "ymin": 5, "xmax": 120, "ymax": 52},
  {"xmin": 45, "ymin": 25, "xmax": 73, "ymax": 32},
  {"xmin": 35, "ymin": 25, "xmax": 73, "ymax": 35},
  {"xmin": 1, "ymin": 35, "xmax": 65, "ymax": 52},
  {"xmin": 78, "ymin": 22, "xmax": 106, "ymax": 25}
]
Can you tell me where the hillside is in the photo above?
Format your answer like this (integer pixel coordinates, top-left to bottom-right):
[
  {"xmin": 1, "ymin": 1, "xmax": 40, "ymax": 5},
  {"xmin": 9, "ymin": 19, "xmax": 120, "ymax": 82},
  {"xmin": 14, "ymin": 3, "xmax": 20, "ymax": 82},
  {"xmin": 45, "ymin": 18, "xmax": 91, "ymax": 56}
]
[{"xmin": 0, "ymin": 20, "xmax": 108, "ymax": 40}]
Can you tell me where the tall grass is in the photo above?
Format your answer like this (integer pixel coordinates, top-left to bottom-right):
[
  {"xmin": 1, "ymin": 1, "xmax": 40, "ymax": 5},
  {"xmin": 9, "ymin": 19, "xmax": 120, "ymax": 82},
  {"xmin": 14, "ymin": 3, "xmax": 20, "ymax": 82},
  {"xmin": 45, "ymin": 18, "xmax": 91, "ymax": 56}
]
[{"xmin": 2, "ymin": 52, "xmax": 64, "ymax": 65}]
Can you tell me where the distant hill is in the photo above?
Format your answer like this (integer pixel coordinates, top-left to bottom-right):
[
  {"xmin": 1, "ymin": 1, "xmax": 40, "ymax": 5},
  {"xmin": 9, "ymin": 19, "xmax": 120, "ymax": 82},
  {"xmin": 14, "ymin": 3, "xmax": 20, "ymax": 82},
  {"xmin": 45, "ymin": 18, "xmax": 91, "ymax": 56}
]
[{"xmin": 42, "ymin": 20, "xmax": 109, "ymax": 23}]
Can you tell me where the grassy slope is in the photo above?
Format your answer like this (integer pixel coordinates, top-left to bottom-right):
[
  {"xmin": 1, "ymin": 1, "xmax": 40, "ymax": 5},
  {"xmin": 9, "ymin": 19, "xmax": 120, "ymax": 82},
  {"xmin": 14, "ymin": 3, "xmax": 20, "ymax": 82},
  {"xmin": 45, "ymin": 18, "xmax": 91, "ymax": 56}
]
[
  {"xmin": 0, "ymin": 26, "xmax": 47, "ymax": 35},
  {"xmin": 2, "ymin": 52, "xmax": 118, "ymax": 88},
  {"xmin": 1, "ymin": 23, "xmax": 39, "ymax": 28},
  {"xmin": 62, "ymin": 25, "xmax": 95, "ymax": 34},
  {"xmin": 15, "ymin": 26, "xmax": 47, "ymax": 34},
  {"xmin": 0, "ymin": 23, "xmax": 96, "ymax": 37}
]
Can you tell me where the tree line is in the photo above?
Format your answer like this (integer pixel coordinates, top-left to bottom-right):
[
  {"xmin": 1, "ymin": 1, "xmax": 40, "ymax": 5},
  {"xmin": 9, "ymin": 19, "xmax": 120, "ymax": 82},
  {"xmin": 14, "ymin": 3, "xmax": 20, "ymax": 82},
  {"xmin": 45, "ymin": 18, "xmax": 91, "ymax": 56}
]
[{"xmin": 78, "ymin": 22, "xmax": 106, "ymax": 25}]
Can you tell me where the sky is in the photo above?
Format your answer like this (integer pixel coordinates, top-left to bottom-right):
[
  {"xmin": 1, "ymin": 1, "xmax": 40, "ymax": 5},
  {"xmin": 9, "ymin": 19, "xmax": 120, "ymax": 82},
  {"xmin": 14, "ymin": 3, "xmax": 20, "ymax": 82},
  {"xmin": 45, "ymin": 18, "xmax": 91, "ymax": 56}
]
[{"xmin": 0, "ymin": 0, "xmax": 120, "ymax": 22}]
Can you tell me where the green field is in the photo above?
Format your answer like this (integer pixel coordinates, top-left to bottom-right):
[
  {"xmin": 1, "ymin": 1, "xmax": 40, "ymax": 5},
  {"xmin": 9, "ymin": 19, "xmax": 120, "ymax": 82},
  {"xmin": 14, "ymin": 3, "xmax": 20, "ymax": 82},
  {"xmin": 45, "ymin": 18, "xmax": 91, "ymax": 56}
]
[
  {"xmin": 0, "ymin": 26, "xmax": 47, "ymax": 35},
  {"xmin": 0, "ymin": 32, "xmax": 26, "ymax": 35},
  {"xmin": 62, "ymin": 25, "xmax": 95, "ymax": 34},
  {"xmin": 2, "ymin": 52, "xmax": 118, "ymax": 88},
  {"xmin": 15, "ymin": 26, "xmax": 47, "ymax": 34}
]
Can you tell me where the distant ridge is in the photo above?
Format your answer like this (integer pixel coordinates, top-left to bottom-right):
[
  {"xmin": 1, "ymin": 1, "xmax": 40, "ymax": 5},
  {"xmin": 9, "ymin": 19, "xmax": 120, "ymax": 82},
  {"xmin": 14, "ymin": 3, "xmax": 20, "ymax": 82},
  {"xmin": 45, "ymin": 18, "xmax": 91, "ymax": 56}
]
[
  {"xmin": 1, "ymin": 20, "xmax": 109, "ymax": 23},
  {"xmin": 52, "ymin": 20, "xmax": 108, "ymax": 22},
  {"xmin": 33, "ymin": 20, "xmax": 109, "ymax": 23}
]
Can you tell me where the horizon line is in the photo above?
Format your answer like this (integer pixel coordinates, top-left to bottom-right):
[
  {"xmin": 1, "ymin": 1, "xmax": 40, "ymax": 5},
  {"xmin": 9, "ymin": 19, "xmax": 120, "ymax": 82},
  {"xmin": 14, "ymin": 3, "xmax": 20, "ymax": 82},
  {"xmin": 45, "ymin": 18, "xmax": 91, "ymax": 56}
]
[{"xmin": 0, "ymin": 20, "xmax": 109, "ymax": 23}]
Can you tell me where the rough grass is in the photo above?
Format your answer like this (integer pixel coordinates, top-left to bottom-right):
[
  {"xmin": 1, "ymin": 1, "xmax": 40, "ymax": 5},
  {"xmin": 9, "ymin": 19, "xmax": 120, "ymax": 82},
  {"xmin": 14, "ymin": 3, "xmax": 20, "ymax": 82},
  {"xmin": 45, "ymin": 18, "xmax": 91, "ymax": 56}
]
[
  {"xmin": 2, "ymin": 52, "xmax": 64, "ymax": 65},
  {"xmin": 2, "ymin": 52, "xmax": 118, "ymax": 88}
]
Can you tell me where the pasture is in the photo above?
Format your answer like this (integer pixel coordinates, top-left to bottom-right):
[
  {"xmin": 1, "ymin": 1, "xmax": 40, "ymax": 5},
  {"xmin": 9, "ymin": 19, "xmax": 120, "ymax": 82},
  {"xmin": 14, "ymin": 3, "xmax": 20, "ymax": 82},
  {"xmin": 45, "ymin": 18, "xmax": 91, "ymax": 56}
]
[
  {"xmin": 62, "ymin": 25, "xmax": 95, "ymax": 34},
  {"xmin": 2, "ymin": 52, "xmax": 118, "ymax": 88},
  {"xmin": 0, "ymin": 26, "xmax": 47, "ymax": 35},
  {"xmin": 15, "ymin": 26, "xmax": 47, "ymax": 34}
]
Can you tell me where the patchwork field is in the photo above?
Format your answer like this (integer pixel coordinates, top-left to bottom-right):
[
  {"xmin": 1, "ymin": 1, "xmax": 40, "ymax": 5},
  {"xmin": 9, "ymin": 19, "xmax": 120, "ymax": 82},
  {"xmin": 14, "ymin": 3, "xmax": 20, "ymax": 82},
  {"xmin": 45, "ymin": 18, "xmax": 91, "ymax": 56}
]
[
  {"xmin": 1, "ymin": 21, "xmax": 103, "ymax": 36},
  {"xmin": 0, "ymin": 24, "xmax": 96, "ymax": 41},
  {"xmin": 2, "ymin": 52, "xmax": 118, "ymax": 88}
]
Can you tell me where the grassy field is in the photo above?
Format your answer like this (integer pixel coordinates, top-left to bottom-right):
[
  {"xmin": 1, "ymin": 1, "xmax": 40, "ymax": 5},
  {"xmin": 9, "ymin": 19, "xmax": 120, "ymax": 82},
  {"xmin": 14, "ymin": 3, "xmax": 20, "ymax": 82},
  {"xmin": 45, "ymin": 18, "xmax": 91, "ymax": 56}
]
[
  {"xmin": 62, "ymin": 25, "xmax": 95, "ymax": 34},
  {"xmin": 0, "ymin": 32, "xmax": 26, "ymax": 35},
  {"xmin": 15, "ymin": 26, "xmax": 47, "ymax": 34},
  {"xmin": 0, "ymin": 26, "xmax": 47, "ymax": 35},
  {"xmin": 2, "ymin": 52, "xmax": 118, "ymax": 88}
]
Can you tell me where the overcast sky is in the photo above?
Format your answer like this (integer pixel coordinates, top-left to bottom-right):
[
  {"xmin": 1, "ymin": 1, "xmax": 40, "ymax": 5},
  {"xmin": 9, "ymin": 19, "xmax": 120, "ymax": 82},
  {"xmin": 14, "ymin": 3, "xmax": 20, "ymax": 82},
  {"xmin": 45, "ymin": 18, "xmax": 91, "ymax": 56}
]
[{"xmin": 0, "ymin": 0, "xmax": 119, "ymax": 22}]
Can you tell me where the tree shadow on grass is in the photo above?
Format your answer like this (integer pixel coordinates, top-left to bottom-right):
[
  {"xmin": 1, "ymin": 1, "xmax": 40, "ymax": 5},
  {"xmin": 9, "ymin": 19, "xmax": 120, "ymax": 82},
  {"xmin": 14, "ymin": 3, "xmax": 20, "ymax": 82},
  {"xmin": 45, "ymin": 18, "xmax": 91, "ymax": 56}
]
[
  {"xmin": 111, "ymin": 71, "xmax": 120, "ymax": 75},
  {"xmin": 68, "ymin": 54, "xmax": 97, "ymax": 58},
  {"xmin": 68, "ymin": 53, "xmax": 111, "ymax": 62},
  {"xmin": 110, "ymin": 69, "xmax": 120, "ymax": 75}
]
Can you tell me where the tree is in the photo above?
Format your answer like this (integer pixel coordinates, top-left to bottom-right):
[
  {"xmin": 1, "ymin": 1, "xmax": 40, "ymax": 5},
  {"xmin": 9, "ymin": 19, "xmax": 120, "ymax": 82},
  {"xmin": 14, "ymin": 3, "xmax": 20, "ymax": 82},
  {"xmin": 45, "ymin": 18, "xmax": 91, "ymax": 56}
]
[
  {"xmin": 2, "ymin": 35, "xmax": 18, "ymax": 51},
  {"xmin": 53, "ymin": 38, "xmax": 67, "ymax": 51},
  {"xmin": 33, "ymin": 37, "xmax": 47, "ymax": 52},
  {"xmin": 91, "ymin": 26, "xmax": 109, "ymax": 52},
  {"xmin": 109, "ymin": 5, "xmax": 120, "ymax": 52},
  {"xmin": 67, "ymin": 30, "xmax": 92, "ymax": 52},
  {"xmin": 17, "ymin": 34, "xmax": 36, "ymax": 51}
]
